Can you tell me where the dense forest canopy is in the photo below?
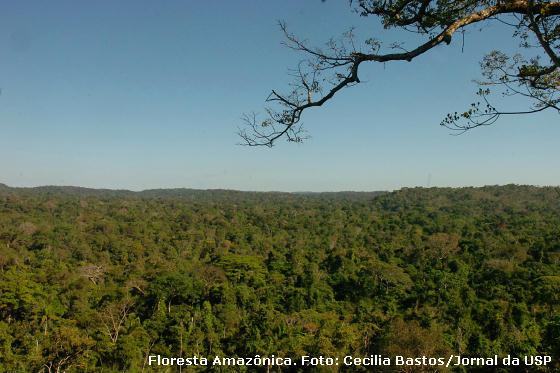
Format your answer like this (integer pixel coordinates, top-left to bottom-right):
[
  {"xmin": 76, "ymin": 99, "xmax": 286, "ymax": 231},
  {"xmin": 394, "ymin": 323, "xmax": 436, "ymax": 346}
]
[{"xmin": 0, "ymin": 184, "xmax": 559, "ymax": 371}]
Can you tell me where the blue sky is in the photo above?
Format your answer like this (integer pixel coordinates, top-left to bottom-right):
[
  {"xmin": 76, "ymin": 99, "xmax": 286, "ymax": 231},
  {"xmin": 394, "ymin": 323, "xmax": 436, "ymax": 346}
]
[{"xmin": 0, "ymin": 0, "xmax": 558, "ymax": 191}]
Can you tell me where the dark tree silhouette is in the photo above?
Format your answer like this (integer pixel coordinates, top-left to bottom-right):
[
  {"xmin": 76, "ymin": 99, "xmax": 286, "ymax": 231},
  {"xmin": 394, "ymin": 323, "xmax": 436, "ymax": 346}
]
[{"xmin": 239, "ymin": 0, "xmax": 560, "ymax": 146}]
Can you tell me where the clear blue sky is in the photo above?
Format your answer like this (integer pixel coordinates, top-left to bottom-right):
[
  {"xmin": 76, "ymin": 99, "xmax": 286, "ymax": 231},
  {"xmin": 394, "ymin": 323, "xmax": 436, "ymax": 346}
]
[{"xmin": 1, "ymin": 0, "xmax": 558, "ymax": 191}]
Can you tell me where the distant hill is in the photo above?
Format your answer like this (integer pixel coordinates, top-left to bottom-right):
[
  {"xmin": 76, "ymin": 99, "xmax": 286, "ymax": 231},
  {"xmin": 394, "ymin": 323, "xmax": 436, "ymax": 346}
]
[
  {"xmin": 0, "ymin": 183, "xmax": 387, "ymax": 201},
  {"xmin": 2, "ymin": 182, "xmax": 558, "ymax": 206},
  {"xmin": 0, "ymin": 184, "xmax": 134, "ymax": 198}
]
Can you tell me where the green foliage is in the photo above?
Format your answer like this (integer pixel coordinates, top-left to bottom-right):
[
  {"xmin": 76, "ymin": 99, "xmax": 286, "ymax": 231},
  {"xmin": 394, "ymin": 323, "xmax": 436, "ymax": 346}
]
[{"xmin": 0, "ymin": 185, "xmax": 559, "ymax": 371}]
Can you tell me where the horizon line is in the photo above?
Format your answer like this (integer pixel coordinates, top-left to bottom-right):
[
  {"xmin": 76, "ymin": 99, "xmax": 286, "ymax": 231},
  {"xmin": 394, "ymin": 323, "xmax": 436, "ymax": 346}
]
[{"xmin": 2, "ymin": 182, "xmax": 559, "ymax": 195}]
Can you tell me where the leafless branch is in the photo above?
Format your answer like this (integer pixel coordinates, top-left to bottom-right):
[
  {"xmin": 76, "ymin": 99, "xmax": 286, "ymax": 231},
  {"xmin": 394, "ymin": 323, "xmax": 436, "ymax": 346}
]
[{"xmin": 241, "ymin": 0, "xmax": 560, "ymax": 145}]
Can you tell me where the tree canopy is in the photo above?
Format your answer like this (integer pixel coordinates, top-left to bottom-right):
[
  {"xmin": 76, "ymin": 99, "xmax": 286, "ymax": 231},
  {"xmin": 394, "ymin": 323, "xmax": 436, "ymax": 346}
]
[
  {"xmin": 239, "ymin": 0, "xmax": 560, "ymax": 146},
  {"xmin": 0, "ymin": 184, "xmax": 559, "ymax": 371}
]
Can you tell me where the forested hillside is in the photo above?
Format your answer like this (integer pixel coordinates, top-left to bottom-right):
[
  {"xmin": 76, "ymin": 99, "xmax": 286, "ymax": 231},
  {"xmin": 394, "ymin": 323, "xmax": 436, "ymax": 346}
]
[{"xmin": 0, "ymin": 185, "xmax": 559, "ymax": 372}]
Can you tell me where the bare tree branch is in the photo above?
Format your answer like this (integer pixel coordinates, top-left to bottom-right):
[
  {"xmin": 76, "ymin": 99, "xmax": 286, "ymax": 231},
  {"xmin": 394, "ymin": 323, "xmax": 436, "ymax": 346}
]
[{"xmin": 241, "ymin": 0, "xmax": 560, "ymax": 146}]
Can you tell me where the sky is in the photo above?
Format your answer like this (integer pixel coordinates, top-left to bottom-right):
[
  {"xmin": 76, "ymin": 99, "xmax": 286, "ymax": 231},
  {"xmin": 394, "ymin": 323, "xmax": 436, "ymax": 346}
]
[{"xmin": 0, "ymin": 0, "xmax": 559, "ymax": 192}]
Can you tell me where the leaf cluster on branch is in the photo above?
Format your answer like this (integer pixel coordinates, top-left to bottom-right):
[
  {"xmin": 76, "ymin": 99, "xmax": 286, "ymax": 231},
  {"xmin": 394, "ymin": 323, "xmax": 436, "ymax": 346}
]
[{"xmin": 240, "ymin": 0, "xmax": 560, "ymax": 146}]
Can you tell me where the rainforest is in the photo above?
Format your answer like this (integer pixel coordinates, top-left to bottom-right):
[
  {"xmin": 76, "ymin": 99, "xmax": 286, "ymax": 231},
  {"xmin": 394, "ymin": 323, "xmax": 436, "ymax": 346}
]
[{"xmin": 0, "ymin": 184, "xmax": 559, "ymax": 372}]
